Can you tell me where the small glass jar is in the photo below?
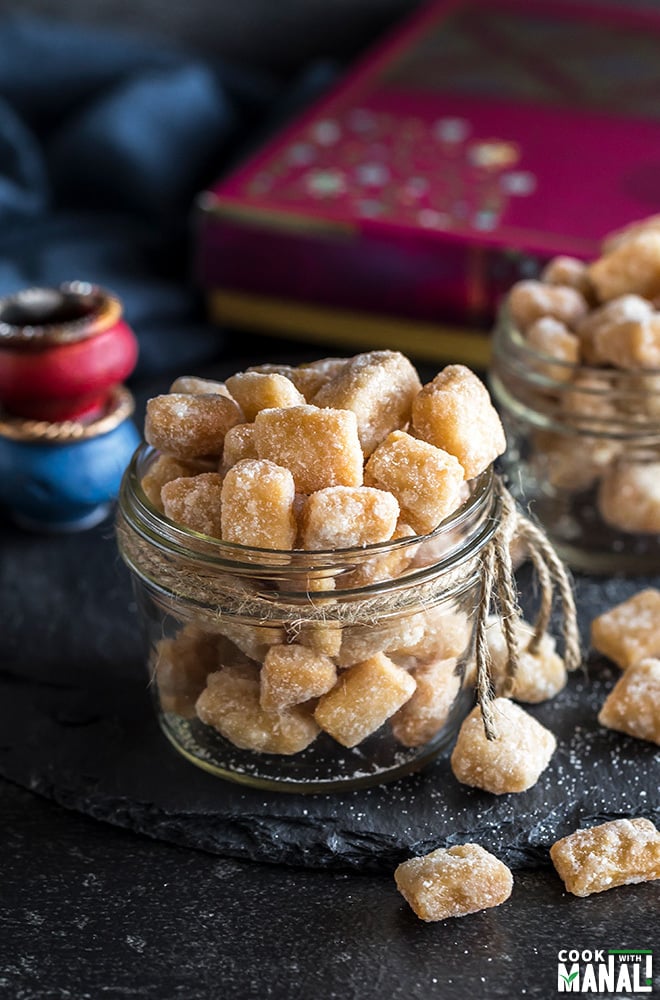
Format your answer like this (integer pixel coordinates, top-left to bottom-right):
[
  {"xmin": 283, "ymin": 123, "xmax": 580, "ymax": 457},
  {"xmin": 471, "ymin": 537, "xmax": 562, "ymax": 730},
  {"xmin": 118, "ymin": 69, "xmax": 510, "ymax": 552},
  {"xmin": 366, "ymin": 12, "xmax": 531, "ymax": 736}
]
[
  {"xmin": 117, "ymin": 444, "xmax": 499, "ymax": 792},
  {"xmin": 490, "ymin": 310, "xmax": 660, "ymax": 574}
]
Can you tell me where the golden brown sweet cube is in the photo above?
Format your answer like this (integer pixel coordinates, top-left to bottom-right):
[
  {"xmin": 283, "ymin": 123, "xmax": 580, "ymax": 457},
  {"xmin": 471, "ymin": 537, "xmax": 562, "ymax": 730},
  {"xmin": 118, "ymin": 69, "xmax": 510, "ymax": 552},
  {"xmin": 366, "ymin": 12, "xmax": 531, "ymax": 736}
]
[
  {"xmin": 260, "ymin": 643, "xmax": 337, "ymax": 712},
  {"xmin": 411, "ymin": 366, "xmax": 506, "ymax": 480},
  {"xmin": 486, "ymin": 616, "xmax": 568, "ymax": 703},
  {"xmin": 254, "ymin": 405, "xmax": 363, "ymax": 494},
  {"xmin": 391, "ymin": 657, "xmax": 461, "ymax": 747},
  {"xmin": 598, "ymin": 658, "xmax": 660, "ymax": 745},
  {"xmin": 597, "ymin": 462, "xmax": 660, "ymax": 534},
  {"xmin": 397, "ymin": 607, "xmax": 471, "ymax": 663},
  {"xmin": 145, "ymin": 393, "xmax": 242, "ymax": 460},
  {"xmin": 561, "ymin": 371, "xmax": 620, "ymax": 428},
  {"xmin": 365, "ymin": 430, "xmax": 464, "ymax": 535},
  {"xmin": 225, "ymin": 371, "xmax": 305, "ymax": 421},
  {"xmin": 591, "ymin": 589, "xmax": 660, "ymax": 668},
  {"xmin": 531, "ymin": 430, "xmax": 620, "ymax": 492},
  {"xmin": 541, "ymin": 256, "xmax": 593, "ymax": 298},
  {"xmin": 335, "ymin": 610, "xmax": 426, "ymax": 669},
  {"xmin": 246, "ymin": 363, "xmax": 330, "ymax": 401},
  {"xmin": 337, "ymin": 521, "xmax": 417, "ymax": 589},
  {"xmin": 221, "ymin": 459, "xmax": 296, "ymax": 549},
  {"xmin": 575, "ymin": 293, "xmax": 653, "ymax": 365},
  {"xmin": 161, "ymin": 472, "xmax": 224, "ymax": 537},
  {"xmin": 603, "ymin": 213, "xmax": 660, "ymax": 253},
  {"xmin": 196, "ymin": 664, "xmax": 319, "ymax": 754},
  {"xmin": 314, "ymin": 652, "xmax": 416, "ymax": 747},
  {"xmin": 592, "ymin": 314, "xmax": 660, "ymax": 370},
  {"xmin": 294, "ymin": 622, "xmax": 342, "ymax": 658},
  {"xmin": 395, "ymin": 844, "xmax": 513, "ymax": 922},
  {"xmin": 507, "ymin": 279, "xmax": 589, "ymax": 331},
  {"xmin": 550, "ymin": 818, "xmax": 660, "ymax": 897},
  {"xmin": 299, "ymin": 486, "xmax": 399, "ymax": 550},
  {"xmin": 153, "ymin": 625, "xmax": 220, "ymax": 718},
  {"xmin": 169, "ymin": 375, "xmax": 234, "ymax": 398},
  {"xmin": 312, "ymin": 350, "xmax": 422, "ymax": 456},
  {"xmin": 588, "ymin": 231, "xmax": 660, "ymax": 301},
  {"xmin": 450, "ymin": 698, "xmax": 556, "ymax": 794},
  {"xmin": 141, "ymin": 455, "xmax": 215, "ymax": 511},
  {"xmin": 221, "ymin": 423, "xmax": 257, "ymax": 469},
  {"xmin": 525, "ymin": 317, "xmax": 580, "ymax": 381},
  {"xmin": 214, "ymin": 619, "xmax": 284, "ymax": 663}
]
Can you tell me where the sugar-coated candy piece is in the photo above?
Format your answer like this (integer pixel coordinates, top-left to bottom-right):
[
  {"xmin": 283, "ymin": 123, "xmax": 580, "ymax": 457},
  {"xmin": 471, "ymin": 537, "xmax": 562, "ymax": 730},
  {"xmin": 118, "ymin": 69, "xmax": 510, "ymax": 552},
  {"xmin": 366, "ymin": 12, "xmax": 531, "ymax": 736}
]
[
  {"xmin": 314, "ymin": 652, "xmax": 416, "ymax": 747},
  {"xmin": 215, "ymin": 619, "xmax": 284, "ymax": 662},
  {"xmin": 508, "ymin": 280, "xmax": 589, "ymax": 331},
  {"xmin": 592, "ymin": 314, "xmax": 660, "ymax": 370},
  {"xmin": 450, "ymin": 698, "xmax": 556, "ymax": 794},
  {"xmin": 541, "ymin": 256, "xmax": 593, "ymax": 298},
  {"xmin": 575, "ymin": 293, "xmax": 653, "ymax": 365},
  {"xmin": 221, "ymin": 423, "xmax": 257, "ymax": 469},
  {"xmin": 365, "ymin": 430, "xmax": 464, "ymax": 535},
  {"xmin": 550, "ymin": 818, "xmax": 660, "ymax": 897},
  {"xmin": 299, "ymin": 486, "xmax": 399, "ymax": 550},
  {"xmin": 598, "ymin": 657, "xmax": 660, "ymax": 745},
  {"xmin": 225, "ymin": 371, "xmax": 305, "ymax": 421},
  {"xmin": 525, "ymin": 317, "xmax": 580, "ymax": 381},
  {"xmin": 338, "ymin": 521, "xmax": 417, "ymax": 589},
  {"xmin": 254, "ymin": 404, "xmax": 363, "ymax": 493},
  {"xmin": 561, "ymin": 370, "xmax": 620, "ymax": 427},
  {"xmin": 397, "ymin": 607, "xmax": 470, "ymax": 663},
  {"xmin": 221, "ymin": 459, "xmax": 296, "ymax": 549},
  {"xmin": 336, "ymin": 610, "xmax": 426, "ymax": 669},
  {"xmin": 395, "ymin": 844, "xmax": 513, "ymax": 922},
  {"xmin": 597, "ymin": 461, "xmax": 660, "ymax": 534},
  {"xmin": 531, "ymin": 429, "xmax": 620, "ymax": 491},
  {"xmin": 603, "ymin": 213, "xmax": 660, "ymax": 253},
  {"xmin": 196, "ymin": 665, "xmax": 319, "ymax": 754},
  {"xmin": 588, "ymin": 231, "xmax": 660, "ymax": 301},
  {"xmin": 312, "ymin": 350, "xmax": 422, "ymax": 456},
  {"xmin": 145, "ymin": 393, "xmax": 242, "ymax": 460},
  {"xmin": 486, "ymin": 616, "xmax": 567, "ymax": 703},
  {"xmin": 249, "ymin": 359, "xmax": 350, "ymax": 401},
  {"xmin": 260, "ymin": 643, "xmax": 337, "ymax": 712},
  {"xmin": 169, "ymin": 375, "xmax": 234, "ymax": 398},
  {"xmin": 154, "ymin": 624, "xmax": 220, "ymax": 718},
  {"xmin": 161, "ymin": 473, "xmax": 224, "ymax": 538},
  {"xmin": 141, "ymin": 455, "xmax": 215, "ymax": 511},
  {"xmin": 391, "ymin": 657, "xmax": 461, "ymax": 747},
  {"xmin": 411, "ymin": 366, "xmax": 506, "ymax": 480},
  {"xmin": 294, "ymin": 622, "xmax": 343, "ymax": 658},
  {"xmin": 591, "ymin": 589, "xmax": 660, "ymax": 669}
]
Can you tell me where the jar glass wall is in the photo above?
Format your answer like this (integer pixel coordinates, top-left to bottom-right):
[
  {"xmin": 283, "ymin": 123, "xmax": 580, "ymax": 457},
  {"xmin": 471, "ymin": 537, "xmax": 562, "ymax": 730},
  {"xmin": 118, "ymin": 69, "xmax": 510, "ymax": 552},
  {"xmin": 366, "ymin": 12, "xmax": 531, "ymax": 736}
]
[
  {"xmin": 490, "ymin": 310, "xmax": 660, "ymax": 575},
  {"xmin": 117, "ymin": 444, "xmax": 498, "ymax": 792}
]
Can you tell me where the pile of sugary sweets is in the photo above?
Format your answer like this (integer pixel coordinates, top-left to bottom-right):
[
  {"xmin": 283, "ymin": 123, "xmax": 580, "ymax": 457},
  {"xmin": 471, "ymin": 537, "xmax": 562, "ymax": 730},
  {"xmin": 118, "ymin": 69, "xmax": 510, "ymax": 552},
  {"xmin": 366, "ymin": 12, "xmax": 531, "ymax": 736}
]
[{"xmin": 507, "ymin": 213, "xmax": 660, "ymax": 534}]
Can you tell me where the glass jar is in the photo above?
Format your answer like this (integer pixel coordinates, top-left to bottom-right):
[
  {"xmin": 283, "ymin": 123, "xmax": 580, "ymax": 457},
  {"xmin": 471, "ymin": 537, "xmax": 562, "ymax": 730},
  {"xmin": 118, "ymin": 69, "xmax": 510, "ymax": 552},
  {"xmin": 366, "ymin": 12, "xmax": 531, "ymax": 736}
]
[
  {"xmin": 117, "ymin": 443, "xmax": 499, "ymax": 792},
  {"xmin": 490, "ymin": 309, "xmax": 660, "ymax": 575}
]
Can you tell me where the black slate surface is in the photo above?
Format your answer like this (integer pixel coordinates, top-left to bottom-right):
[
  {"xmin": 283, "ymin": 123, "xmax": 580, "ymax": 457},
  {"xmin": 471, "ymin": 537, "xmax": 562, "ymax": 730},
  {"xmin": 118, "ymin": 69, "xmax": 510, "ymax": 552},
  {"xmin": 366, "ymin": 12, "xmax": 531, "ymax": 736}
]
[{"xmin": 1, "ymin": 510, "xmax": 658, "ymax": 873}]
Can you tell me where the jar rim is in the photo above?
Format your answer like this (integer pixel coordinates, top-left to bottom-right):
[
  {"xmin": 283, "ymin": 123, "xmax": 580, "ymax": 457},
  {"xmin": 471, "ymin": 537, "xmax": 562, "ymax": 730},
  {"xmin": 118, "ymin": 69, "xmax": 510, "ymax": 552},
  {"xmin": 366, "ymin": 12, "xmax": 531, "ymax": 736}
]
[
  {"xmin": 121, "ymin": 442, "xmax": 496, "ymax": 571},
  {"xmin": 0, "ymin": 281, "xmax": 122, "ymax": 347}
]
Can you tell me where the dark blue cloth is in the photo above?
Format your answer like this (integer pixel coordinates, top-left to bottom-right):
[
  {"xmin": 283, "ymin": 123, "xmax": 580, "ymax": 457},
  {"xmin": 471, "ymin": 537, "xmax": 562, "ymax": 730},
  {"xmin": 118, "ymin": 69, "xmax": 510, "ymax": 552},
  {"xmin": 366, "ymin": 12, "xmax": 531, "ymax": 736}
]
[{"xmin": 0, "ymin": 15, "xmax": 334, "ymax": 375}]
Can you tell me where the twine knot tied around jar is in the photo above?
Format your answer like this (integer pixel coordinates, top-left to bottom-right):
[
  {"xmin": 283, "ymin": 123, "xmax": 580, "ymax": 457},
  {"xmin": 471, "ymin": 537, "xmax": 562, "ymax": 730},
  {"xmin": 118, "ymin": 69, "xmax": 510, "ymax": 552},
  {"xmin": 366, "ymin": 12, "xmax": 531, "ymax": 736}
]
[{"xmin": 475, "ymin": 477, "xmax": 581, "ymax": 740}]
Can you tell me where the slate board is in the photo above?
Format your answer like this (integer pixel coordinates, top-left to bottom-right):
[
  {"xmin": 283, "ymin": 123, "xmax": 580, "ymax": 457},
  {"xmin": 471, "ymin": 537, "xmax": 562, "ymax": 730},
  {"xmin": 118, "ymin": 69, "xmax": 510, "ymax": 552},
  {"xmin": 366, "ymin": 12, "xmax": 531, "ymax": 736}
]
[{"xmin": 1, "ymin": 516, "xmax": 658, "ymax": 873}]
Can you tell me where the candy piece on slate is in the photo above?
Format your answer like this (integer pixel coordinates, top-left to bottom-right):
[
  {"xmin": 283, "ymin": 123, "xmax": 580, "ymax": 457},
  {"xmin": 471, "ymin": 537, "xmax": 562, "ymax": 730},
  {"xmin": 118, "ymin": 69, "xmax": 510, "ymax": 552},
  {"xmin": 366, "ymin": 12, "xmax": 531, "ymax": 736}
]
[
  {"xmin": 450, "ymin": 698, "xmax": 556, "ymax": 794},
  {"xmin": 254, "ymin": 405, "xmax": 363, "ymax": 493},
  {"xmin": 391, "ymin": 657, "xmax": 461, "ymax": 747},
  {"xmin": 364, "ymin": 429, "xmax": 464, "ymax": 535},
  {"xmin": 196, "ymin": 664, "xmax": 319, "ymax": 754},
  {"xmin": 145, "ymin": 393, "xmax": 242, "ymax": 459},
  {"xmin": 260, "ymin": 644, "xmax": 337, "ymax": 712},
  {"xmin": 312, "ymin": 350, "xmax": 422, "ymax": 456},
  {"xmin": 486, "ymin": 616, "xmax": 568, "ymax": 703},
  {"xmin": 225, "ymin": 371, "xmax": 305, "ymax": 421},
  {"xmin": 169, "ymin": 376, "xmax": 234, "ymax": 398},
  {"xmin": 588, "ymin": 231, "xmax": 660, "ymax": 301},
  {"xmin": 598, "ymin": 658, "xmax": 660, "ymax": 745},
  {"xmin": 591, "ymin": 589, "xmax": 660, "ymax": 669},
  {"xmin": 411, "ymin": 365, "xmax": 506, "ymax": 480},
  {"xmin": 141, "ymin": 455, "xmax": 215, "ymax": 511},
  {"xmin": 314, "ymin": 652, "xmax": 416, "ymax": 747},
  {"xmin": 153, "ymin": 624, "xmax": 220, "ymax": 718},
  {"xmin": 507, "ymin": 280, "xmax": 589, "ymax": 331},
  {"xmin": 395, "ymin": 844, "xmax": 513, "ymax": 921},
  {"xmin": 220, "ymin": 459, "xmax": 296, "ymax": 549},
  {"xmin": 597, "ymin": 462, "xmax": 660, "ymax": 534},
  {"xmin": 550, "ymin": 818, "xmax": 660, "ymax": 897},
  {"xmin": 299, "ymin": 486, "xmax": 399, "ymax": 550},
  {"xmin": 161, "ymin": 472, "xmax": 224, "ymax": 538},
  {"xmin": 221, "ymin": 423, "xmax": 258, "ymax": 469}
]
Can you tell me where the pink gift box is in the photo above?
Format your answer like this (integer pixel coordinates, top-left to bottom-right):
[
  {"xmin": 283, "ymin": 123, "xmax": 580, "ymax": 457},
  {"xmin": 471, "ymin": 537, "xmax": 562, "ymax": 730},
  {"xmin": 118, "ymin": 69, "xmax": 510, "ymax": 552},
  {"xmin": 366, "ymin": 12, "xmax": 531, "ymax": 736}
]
[{"xmin": 197, "ymin": 0, "xmax": 660, "ymax": 366}]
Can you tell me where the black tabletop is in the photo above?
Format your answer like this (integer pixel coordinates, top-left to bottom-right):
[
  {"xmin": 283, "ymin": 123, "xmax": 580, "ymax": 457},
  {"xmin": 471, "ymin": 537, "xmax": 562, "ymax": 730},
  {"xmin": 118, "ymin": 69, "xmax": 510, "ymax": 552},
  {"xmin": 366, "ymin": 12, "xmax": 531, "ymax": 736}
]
[{"xmin": 2, "ymin": 342, "xmax": 659, "ymax": 1000}]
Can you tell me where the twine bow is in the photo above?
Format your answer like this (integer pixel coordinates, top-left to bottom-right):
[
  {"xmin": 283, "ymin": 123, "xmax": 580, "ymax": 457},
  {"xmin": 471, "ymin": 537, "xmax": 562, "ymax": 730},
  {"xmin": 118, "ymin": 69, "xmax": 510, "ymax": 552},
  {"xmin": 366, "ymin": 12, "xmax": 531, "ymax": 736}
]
[{"xmin": 475, "ymin": 478, "xmax": 581, "ymax": 740}]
